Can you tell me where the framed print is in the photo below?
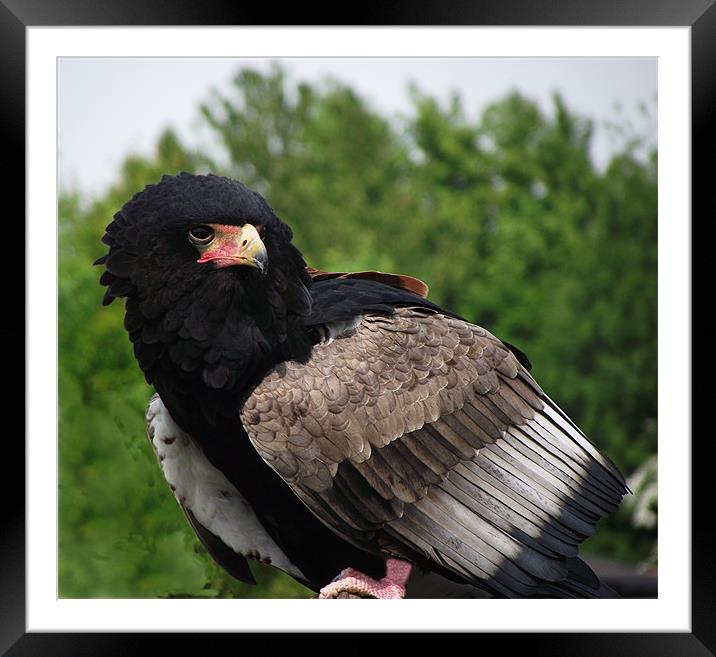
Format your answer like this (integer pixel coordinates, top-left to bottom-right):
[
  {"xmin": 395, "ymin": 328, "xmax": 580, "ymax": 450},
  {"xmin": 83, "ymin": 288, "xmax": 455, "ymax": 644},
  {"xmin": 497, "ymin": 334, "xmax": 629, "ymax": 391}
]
[{"xmin": 10, "ymin": 0, "xmax": 713, "ymax": 654}]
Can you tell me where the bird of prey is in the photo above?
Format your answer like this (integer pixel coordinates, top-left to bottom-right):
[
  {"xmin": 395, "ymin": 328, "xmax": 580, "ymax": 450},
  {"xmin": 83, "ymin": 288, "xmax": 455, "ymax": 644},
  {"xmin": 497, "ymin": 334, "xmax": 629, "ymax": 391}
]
[{"xmin": 97, "ymin": 172, "xmax": 629, "ymax": 599}]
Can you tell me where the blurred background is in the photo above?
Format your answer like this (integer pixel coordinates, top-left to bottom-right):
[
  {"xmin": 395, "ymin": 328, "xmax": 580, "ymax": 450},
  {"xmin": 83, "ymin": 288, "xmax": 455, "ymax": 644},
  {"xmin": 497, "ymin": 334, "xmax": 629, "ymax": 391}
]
[{"xmin": 58, "ymin": 58, "xmax": 658, "ymax": 598}]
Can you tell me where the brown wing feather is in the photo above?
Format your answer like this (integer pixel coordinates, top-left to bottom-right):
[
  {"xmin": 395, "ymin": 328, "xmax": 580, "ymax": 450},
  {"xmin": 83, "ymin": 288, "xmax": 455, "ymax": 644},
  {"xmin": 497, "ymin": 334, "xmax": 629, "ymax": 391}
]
[
  {"xmin": 240, "ymin": 308, "xmax": 628, "ymax": 596},
  {"xmin": 242, "ymin": 309, "xmax": 493, "ymax": 484},
  {"xmin": 307, "ymin": 267, "xmax": 430, "ymax": 298}
]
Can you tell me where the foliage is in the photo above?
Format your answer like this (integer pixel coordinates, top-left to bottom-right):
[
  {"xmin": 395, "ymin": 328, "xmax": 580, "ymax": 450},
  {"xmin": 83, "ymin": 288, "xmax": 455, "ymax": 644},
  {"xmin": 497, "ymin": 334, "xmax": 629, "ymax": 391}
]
[{"xmin": 59, "ymin": 66, "xmax": 657, "ymax": 598}]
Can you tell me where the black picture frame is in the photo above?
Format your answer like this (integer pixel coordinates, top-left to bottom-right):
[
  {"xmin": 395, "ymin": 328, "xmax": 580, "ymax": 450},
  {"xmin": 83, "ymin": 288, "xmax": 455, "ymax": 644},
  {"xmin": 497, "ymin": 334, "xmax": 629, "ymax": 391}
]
[{"xmin": 8, "ymin": 0, "xmax": 712, "ymax": 653}]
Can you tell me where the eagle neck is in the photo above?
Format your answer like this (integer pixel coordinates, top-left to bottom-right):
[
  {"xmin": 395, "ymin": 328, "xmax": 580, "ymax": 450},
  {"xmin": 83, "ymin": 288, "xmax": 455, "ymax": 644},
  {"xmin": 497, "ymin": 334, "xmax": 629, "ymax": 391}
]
[{"xmin": 132, "ymin": 266, "xmax": 314, "ymax": 429}]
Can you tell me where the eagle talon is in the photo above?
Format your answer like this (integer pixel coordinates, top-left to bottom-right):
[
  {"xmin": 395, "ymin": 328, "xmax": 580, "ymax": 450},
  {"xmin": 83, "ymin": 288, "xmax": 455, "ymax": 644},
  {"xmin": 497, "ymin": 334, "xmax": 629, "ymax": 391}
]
[
  {"xmin": 319, "ymin": 559, "xmax": 411, "ymax": 599},
  {"xmin": 330, "ymin": 567, "xmax": 361, "ymax": 583}
]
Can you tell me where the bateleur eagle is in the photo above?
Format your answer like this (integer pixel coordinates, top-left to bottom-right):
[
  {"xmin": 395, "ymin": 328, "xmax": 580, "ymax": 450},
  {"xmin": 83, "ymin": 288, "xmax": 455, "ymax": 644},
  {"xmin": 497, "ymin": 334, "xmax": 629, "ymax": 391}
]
[{"xmin": 97, "ymin": 172, "xmax": 629, "ymax": 599}]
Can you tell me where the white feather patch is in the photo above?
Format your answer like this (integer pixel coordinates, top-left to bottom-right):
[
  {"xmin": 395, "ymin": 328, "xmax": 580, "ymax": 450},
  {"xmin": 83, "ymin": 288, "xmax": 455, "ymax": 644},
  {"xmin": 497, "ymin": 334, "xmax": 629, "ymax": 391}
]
[{"xmin": 145, "ymin": 394, "xmax": 305, "ymax": 579}]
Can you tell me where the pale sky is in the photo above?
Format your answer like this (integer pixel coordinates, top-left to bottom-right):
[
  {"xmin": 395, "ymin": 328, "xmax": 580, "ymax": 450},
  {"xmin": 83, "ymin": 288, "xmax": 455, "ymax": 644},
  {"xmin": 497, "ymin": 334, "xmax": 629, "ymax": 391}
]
[{"xmin": 58, "ymin": 57, "xmax": 657, "ymax": 197}]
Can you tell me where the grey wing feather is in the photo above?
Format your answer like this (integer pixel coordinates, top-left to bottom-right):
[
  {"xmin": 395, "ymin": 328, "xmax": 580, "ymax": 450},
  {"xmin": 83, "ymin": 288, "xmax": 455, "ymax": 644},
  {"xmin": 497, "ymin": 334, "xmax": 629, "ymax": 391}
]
[{"xmin": 241, "ymin": 308, "xmax": 628, "ymax": 597}]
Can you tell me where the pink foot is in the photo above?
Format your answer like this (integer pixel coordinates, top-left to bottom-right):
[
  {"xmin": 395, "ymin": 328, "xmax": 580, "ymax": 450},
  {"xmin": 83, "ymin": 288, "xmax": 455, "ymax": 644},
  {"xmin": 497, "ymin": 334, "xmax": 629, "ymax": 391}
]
[{"xmin": 318, "ymin": 558, "xmax": 412, "ymax": 599}]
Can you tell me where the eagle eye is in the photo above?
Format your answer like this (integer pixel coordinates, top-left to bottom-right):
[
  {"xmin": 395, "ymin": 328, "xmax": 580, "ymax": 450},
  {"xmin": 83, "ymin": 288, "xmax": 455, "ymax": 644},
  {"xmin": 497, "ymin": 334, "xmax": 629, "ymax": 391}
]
[{"xmin": 189, "ymin": 225, "xmax": 215, "ymax": 245}]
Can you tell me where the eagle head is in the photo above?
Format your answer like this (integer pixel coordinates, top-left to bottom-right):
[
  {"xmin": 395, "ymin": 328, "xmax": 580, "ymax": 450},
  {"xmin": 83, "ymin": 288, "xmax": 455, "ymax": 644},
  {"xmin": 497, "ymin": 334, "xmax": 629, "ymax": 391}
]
[{"xmin": 96, "ymin": 172, "xmax": 313, "ymax": 394}]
